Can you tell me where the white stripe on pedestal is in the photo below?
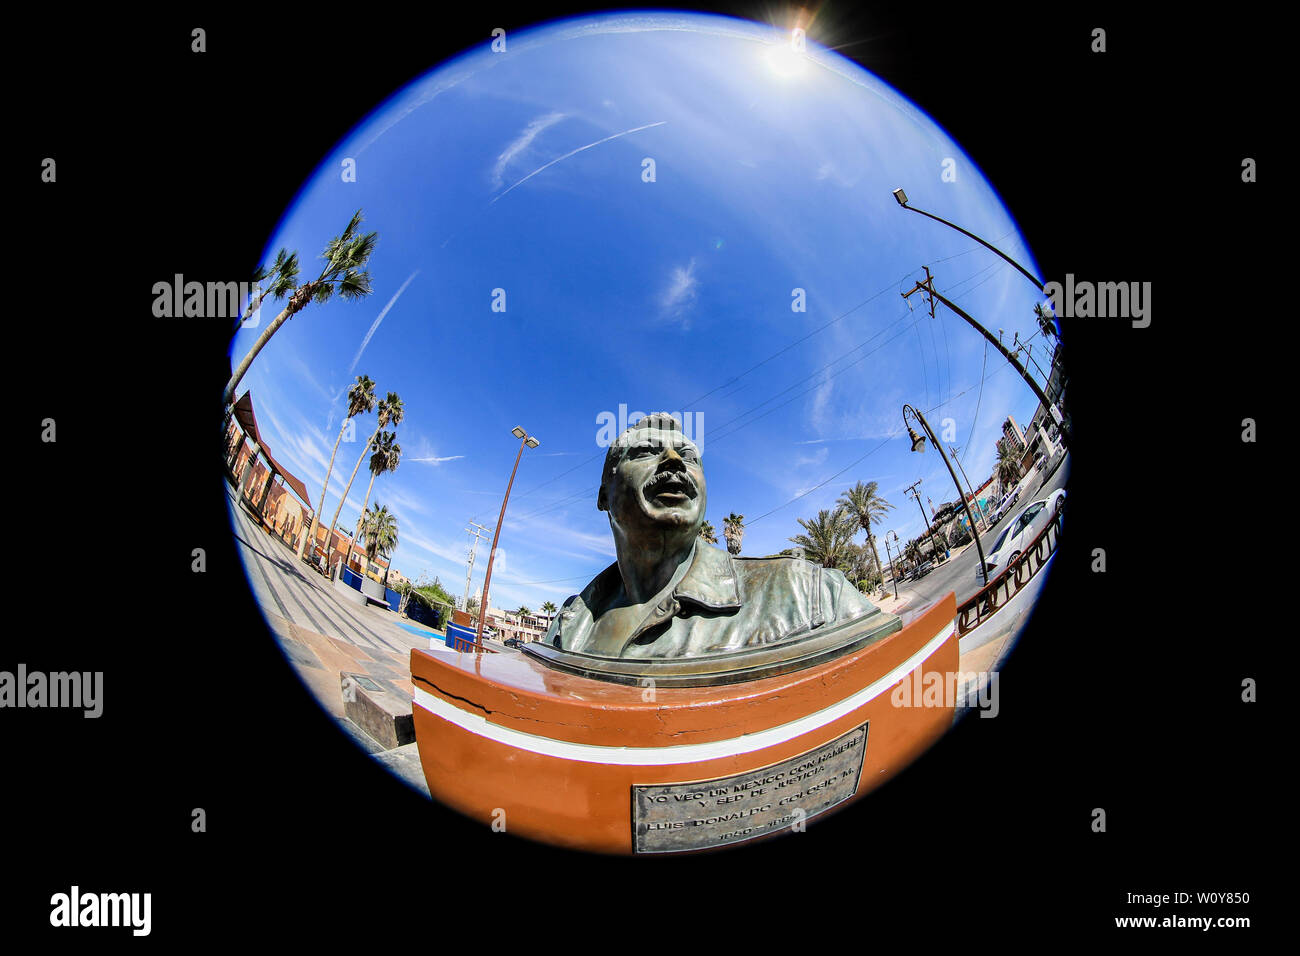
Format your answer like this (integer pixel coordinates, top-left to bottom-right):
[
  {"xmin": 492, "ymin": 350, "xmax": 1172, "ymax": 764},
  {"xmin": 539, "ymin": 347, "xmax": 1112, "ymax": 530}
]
[{"xmin": 412, "ymin": 619, "xmax": 955, "ymax": 766}]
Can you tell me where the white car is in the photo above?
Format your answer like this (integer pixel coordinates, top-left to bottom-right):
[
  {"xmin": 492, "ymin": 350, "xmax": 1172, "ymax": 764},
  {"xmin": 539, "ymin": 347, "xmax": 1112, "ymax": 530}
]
[
  {"xmin": 985, "ymin": 487, "xmax": 1021, "ymax": 528},
  {"xmin": 975, "ymin": 489, "xmax": 1065, "ymax": 585}
]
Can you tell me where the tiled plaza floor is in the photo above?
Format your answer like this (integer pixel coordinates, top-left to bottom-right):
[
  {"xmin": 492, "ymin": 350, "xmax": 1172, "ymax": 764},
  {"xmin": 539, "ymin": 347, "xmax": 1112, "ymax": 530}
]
[{"xmin": 226, "ymin": 484, "xmax": 438, "ymax": 719}]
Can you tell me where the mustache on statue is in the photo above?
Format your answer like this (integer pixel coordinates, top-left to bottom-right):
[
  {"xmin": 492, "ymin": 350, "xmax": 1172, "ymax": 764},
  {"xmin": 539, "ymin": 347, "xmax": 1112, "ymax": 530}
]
[{"xmin": 642, "ymin": 469, "xmax": 697, "ymax": 499}]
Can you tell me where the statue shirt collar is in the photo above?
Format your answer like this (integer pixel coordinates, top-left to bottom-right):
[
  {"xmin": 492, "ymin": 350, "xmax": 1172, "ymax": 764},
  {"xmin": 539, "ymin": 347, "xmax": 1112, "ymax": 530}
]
[{"xmin": 551, "ymin": 543, "xmax": 744, "ymax": 655}]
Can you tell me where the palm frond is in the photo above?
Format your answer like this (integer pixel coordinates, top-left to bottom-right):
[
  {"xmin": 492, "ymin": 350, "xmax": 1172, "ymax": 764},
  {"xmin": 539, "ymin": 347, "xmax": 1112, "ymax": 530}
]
[
  {"xmin": 341, "ymin": 208, "xmax": 365, "ymax": 241},
  {"xmin": 335, "ymin": 268, "xmax": 372, "ymax": 299}
]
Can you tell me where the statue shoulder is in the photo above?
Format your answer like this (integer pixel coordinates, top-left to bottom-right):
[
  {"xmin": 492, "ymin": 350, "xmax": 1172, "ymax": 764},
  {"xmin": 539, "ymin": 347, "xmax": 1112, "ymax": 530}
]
[
  {"xmin": 731, "ymin": 553, "xmax": 823, "ymax": 587},
  {"xmin": 734, "ymin": 556, "xmax": 878, "ymax": 617}
]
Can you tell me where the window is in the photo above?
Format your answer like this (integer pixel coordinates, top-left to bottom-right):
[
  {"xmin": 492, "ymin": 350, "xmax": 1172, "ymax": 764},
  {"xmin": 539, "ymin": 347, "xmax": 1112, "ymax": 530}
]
[
  {"xmin": 991, "ymin": 526, "xmax": 1014, "ymax": 553},
  {"xmin": 1014, "ymin": 503, "xmax": 1045, "ymax": 536}
]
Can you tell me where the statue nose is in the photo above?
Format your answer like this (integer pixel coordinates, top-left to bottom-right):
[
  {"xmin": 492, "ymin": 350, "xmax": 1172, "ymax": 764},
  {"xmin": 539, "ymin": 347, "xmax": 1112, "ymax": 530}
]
[{"xmin": 662, "ymin": 445, "xmax": 683, "ymax": 464}]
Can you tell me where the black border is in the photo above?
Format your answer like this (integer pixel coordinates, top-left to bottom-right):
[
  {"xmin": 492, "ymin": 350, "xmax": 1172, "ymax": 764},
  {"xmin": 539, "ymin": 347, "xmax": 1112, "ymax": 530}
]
[{"xmin": 13, "ymin": 0, "xmax": 1276, "ymax": 942}]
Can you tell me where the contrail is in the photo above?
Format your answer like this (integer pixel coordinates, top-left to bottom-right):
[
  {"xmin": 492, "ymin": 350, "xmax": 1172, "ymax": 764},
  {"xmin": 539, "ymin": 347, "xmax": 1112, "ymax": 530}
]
[
  {"xmin": 490, "ymin": 121, "xmax": 667, "ymax": 205},
  {"xmin": 349, "ymin": 270, "xmax": 419, "ymax": 373}
]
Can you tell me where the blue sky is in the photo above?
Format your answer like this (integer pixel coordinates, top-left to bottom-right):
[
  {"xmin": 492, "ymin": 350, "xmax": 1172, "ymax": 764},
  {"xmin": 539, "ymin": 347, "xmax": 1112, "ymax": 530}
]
[{"xmin": 230, "ymin": 11, "xmax": 1054, "ymax": 612}]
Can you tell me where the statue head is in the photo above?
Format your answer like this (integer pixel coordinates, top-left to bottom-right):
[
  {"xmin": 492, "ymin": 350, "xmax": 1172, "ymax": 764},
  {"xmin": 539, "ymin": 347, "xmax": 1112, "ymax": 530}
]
[{"xmin": 597, "ymin": 412, "xmax": 707, "ymax": 544}]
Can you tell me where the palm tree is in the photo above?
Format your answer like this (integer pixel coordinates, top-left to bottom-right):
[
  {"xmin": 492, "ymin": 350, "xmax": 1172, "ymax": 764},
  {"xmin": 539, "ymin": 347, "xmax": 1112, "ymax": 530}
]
[
  {"xmin": 298, "ymin": 375, "xmax": 376, "ymax": 561},
  {"xmin": 699, "ymin": 520, "xmax": 718, "ymax": 545},
  {"xmin": 223, "ymin": 209, "xmax": 377, "ymax": 414},
  {"xmin": 353, "ymin": 430, "xmax": 402, "ymax": 573},
  {"xmin": 904, "ymin": 540, "xmax": 922, "ymax": 569},
  {"xmin": 1033, "ymin": 302, "xmax": 1057, "ymax": 342},
  {"xmin": 515, "ymin": 605, "xmax": 532, "ymax": 619},
  {"xmin": 360, "ymin": 504, "xmax": 399, "ymax": 588},
  {"xmin": 722, "ymin": 513, "xmax": 745, "ymax": 556},
  {"xmin": 837, "ymin": 481, "xmax": 894, "ymax": 583},
  {"xmin": 847, "ymin": 543, "xmax": 874, "ymax": 586},
  {"xmin": 540, "ymin": 600, "xmax": 558, "ymax": 624},
  {"xmin": 327, "ymin": 392, "xmax": 404, "ymax": 568},
  {"xmin": 232, "ymin": 248, "xmax": 301, "ymax": 338},
  {"xmin": 789, "ymin": 508, "xmax": 858, "ymax": 571},
  {"xmin": 996, "ymin": 444, "xmax": 1023, "ymax": 489}
]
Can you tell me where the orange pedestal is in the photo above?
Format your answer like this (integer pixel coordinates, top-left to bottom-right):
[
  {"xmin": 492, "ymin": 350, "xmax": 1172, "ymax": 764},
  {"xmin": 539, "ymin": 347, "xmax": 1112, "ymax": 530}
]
[{"xmin": 411, "ymin": 594, "xmax": 958, "ymax": 854}]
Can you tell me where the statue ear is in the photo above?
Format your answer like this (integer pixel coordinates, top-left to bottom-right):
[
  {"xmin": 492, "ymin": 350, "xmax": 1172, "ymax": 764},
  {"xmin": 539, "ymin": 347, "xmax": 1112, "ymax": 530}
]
[{"xmin": 597, "ymin": 483, "xmax": 608, "ymax": 512}]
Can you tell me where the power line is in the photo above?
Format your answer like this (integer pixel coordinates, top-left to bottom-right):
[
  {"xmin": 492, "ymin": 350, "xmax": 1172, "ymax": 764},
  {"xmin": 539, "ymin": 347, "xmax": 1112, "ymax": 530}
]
[
  {"xmin": 963, "ymin": 340, "xmax": 989, "ymax": 464},
  {"xmin": 679, "ymin": 276, "xmax": 906, "ymax": 409},
  {"xmin": 515, "ymin": 309, "xmax": 928, "ymax": 522},
  {"xmin": 510, "ymin": 247, "xmax": 1027, "ymax": 528},
  {"xmin": 708, "ymin": 311, "xmax": 923, "ymax": 445},
  {"xmin": 748, "ymin": 432, "xmax": 898, "ymax": 526},
  {"xmin": 745, "ymin": 330, "xmax": 1037, "ymax": 533}
]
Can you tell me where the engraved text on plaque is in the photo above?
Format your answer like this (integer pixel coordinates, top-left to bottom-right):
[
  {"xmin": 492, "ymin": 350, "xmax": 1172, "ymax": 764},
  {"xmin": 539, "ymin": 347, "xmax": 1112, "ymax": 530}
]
[{"xmin": 632, "ymin": 723, "xmax": 868, "ymax": 852}]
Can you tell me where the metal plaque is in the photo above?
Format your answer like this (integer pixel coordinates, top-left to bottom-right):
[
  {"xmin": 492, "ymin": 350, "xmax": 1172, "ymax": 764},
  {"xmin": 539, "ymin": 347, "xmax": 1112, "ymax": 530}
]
[{"xmin": 632, "ymin": 723, "xmax": 868, "ymax": 853}]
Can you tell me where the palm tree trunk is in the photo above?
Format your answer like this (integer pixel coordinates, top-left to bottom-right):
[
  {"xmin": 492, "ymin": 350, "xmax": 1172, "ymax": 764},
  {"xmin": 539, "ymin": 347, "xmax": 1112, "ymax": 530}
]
[
  {"xmin": 231, "ymin": 285, "xmax": 274, "ymax": 337},
  {"xmin": 326, "ymin": 426, "xmax": 379, "ymax": 568},
  {"xmin": 354, "ymin": 469, "xmax": 379, "ymax": 572},
  {"xmin": 223, "ymin": 305, "xmax": 291, "ymax": 412},
  {"xmin": 299, "ymin": 418, "xmax": 349, "ymax": 561},
  {"xmin": 222, "ymin": 281, "xmax": 316, "ymax": 416}
]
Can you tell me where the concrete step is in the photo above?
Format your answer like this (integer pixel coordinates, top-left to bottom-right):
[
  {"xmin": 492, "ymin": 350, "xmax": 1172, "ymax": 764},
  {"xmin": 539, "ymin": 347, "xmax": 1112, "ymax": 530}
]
[{"xmin": 341, "ymin": 672, "xmax": 414, "ymax": 751}]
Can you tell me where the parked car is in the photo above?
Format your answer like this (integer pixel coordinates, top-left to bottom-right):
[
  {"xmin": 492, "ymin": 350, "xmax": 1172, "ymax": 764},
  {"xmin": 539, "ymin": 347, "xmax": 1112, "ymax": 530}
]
[
  {"xmin": 503, "ymin": 637, "xmax": 525, "ymax": 649},
  {"xmin": 975, "ymin": 489, "xmax": 1066, "ymax": 585},
  {"xmin": 985, "ymin": 487, "xmax": 1021, "ymax": 528}
]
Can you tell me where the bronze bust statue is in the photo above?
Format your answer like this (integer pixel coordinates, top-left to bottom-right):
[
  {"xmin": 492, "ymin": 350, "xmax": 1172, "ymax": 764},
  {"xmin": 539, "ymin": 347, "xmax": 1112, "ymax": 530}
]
[{"xmin": 540, "ymin": 413, "xmax": 898, "ymax": 664}]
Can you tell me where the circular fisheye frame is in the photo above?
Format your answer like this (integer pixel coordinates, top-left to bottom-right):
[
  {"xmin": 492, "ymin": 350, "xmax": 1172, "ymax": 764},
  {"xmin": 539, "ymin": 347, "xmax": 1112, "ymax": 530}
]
[{"xmin": 221, "ymin": 10, "xmax": 1068, "ymax": 854}]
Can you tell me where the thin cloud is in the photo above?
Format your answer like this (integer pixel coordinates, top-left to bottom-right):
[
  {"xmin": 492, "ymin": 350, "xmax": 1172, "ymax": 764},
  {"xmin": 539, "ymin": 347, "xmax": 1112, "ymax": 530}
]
[
  {"xmin": 349, "ymin": 270, "xmax": 419, "ymax": 374},
  {"xmin": 408, "ymin": 455, "xmax": 465, "ymax": 464},
  {"xmin": 492, "ymin": 112, "xmax": 567, "ymax": 188},
  {"xmin": 795, "ymin": 446, "xmax": 830, "ymax": 468},
  {"xmin": 660, "ymin": 258, "xmax": 699, "ymax": 318},
  {"xmin": 491, "ymin": 120, "xmax": 667, "ymax": 205}
]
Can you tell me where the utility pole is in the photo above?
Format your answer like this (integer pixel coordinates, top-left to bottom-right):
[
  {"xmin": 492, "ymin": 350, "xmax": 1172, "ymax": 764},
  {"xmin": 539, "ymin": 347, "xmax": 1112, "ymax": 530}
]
[
  {"xmin": 904, "ymin": 479, "xmax": 943, "ymax": 564},
  {"xmin": 462, "ymin": 522, "xmax": 491, "ymax": 614},
  {"xmin": 903, "ymin": 266, "xmax": 1070, "ymax": 449},
  {"xmin": 901, "ymin": 266, "xmax": 939, "ymax": 321},
  {"xmin": 884, "ymin": 532, "xmax": 899, "ymax": 599},
  {"xmin": 1010, "ymin": 333, "xmax": 1051, "ymax": 388}
]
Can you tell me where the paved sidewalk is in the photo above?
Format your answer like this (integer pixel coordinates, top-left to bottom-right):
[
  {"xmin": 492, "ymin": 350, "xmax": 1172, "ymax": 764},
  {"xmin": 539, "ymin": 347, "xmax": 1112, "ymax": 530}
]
[
  {"xmin": 871, "ymin": 587, "xmax": 920, "ymax": 619},
  {"xmin": 953, "ymin": 553, "xmax": 1056, "ymax": 707},
  {"xmin": 227, "ymin": 484, "xmax": 438, "ymax": 721}
]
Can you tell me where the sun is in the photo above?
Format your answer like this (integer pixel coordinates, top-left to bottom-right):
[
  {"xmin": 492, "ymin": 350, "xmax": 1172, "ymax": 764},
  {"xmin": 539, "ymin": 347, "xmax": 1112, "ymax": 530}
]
[{"xmin": 764, "ymin": 40, "xmax": 811, "ymax": 79}]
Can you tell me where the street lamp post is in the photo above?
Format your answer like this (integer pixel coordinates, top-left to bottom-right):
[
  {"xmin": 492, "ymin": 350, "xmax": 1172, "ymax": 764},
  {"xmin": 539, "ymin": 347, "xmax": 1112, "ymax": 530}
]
[
  {"xmin": 903, "ymin": 405, "xmax": 988, "ymax": 581},
  {"xmin": 475, "ymin": 426, "xmax": 540, "ymax": 651},
  {"xmin": 891, "ymin": 189, "xmax": 1069, "ymax": 448},
  {"xmin": 891, "ymin": 188, "xmax": 1044, "ymax": 291},
  {"xmin": 949, "ymin": 444, "xmax": 988, "ymax": 532}
]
